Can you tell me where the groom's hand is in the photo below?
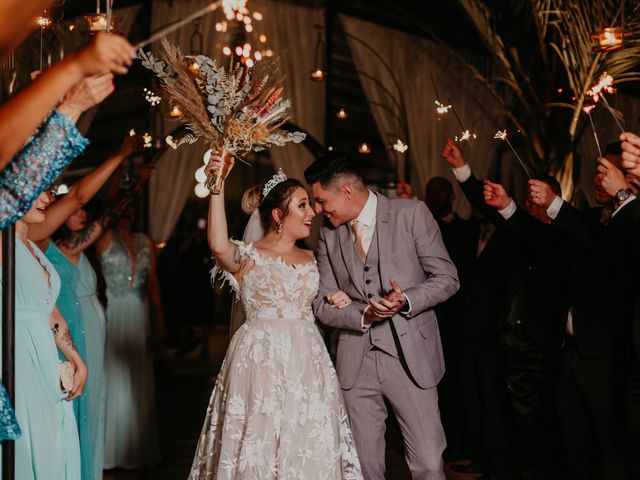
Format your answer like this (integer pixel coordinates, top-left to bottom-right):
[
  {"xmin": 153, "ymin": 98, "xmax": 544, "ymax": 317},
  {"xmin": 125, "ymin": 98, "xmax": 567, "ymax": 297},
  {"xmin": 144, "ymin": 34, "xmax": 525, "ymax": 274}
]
[{"xmin": 368, "ymin": 277, "xmax": 407, "ymax": 318}]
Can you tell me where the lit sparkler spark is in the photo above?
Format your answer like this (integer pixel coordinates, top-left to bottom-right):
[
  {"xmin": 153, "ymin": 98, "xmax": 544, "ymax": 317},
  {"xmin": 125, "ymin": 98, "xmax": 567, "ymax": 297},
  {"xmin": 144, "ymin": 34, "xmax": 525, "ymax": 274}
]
[
  {"xmin": 455, "ymin": 130, "xmax": 477, "ymax": 143},
  {"xmin": 36, "ymin": 15, "xmax": 52, "ymax": 28},
  {"xmin": 494, "ymin": 130, "xmax": 531, "ymax": 179},
  {"xmin": 435, "ymin": 100, "xmax": 452, "ymax": 115},
  {"xmin": 586, "ymin": 72, "xmax": 624, "ymax": 133},
  {"xmin": 494, "ymin": 130, "xmax": 507, "ymax": 141},
  {"xmin": 393, "ymin": 139, "xmax": 408, "ymax": 153},
  {"xmin": 582, "ymin": 104, "xmax": 596, "ymax": 115},
  {"xmin": 587, "ymin": 72, "xmax": 616, "ymax": 103}
]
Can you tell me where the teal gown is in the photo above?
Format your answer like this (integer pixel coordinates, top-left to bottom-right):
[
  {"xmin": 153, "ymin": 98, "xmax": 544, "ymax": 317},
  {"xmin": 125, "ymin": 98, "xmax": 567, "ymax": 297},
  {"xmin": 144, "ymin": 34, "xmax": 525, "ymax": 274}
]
[
  {"xmin": 76, "ymin": 253, "xmax": 107, "ymax": 479},
  {"xmin": 101, "ymin": 233, "xmax": 160, "ymax": 468},
  {"xmin": 45, "ymin": 243, "xmax": 92, "ymax": 480},
  {"xmin": 1, "ymin": 240, "xmax": 80, "ymax": 479}
]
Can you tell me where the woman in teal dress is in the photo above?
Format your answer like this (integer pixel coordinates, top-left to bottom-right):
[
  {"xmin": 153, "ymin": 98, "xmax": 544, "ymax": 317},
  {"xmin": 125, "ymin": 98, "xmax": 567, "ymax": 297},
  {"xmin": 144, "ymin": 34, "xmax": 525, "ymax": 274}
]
[
  {"xmin": 28, "ymin": 135, "xmax": 142, "ymax": 480},
  {"xmin": 1, "ymin": 192, "xmax": 87, "ymax": 479},
  {"xmin": 97, "ymin": 208, "xmax": 165, "ymax": 469}
]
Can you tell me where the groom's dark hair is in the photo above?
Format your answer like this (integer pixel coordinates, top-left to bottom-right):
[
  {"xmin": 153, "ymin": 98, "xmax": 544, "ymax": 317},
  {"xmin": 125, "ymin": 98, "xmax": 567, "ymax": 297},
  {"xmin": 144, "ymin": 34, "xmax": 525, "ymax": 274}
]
[{"xmin": 304, "ymin": 152, "xmax": 365, "ymax": 190}]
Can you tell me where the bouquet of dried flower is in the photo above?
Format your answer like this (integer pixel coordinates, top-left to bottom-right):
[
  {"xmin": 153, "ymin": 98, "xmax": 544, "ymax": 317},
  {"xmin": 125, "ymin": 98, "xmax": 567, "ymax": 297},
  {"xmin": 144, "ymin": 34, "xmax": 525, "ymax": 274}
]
[{"xmin": 138, "ymin": 39, "xmax": 306, "ymax": 193}]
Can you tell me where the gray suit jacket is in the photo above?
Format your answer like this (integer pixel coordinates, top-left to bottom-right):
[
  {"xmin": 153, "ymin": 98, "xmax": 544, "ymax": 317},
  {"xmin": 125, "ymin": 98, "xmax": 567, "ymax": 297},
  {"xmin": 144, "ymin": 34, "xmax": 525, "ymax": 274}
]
[{"xmin": 313, "ymin": 194, "xmax": 459, "ymax": 390}]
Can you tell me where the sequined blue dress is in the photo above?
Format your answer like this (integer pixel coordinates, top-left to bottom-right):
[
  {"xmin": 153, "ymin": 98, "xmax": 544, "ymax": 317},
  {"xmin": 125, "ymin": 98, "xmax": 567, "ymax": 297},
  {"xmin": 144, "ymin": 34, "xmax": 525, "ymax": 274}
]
[
  {"xmin": 1, "ymin": 240, "xmax": 81, "ymax": 479},
  {"xmin": 101, "ymin": 233, "xmax": 160, "ymax": 468},
  {"xmin": 0, "ymin": 111, "xmax": 89, "ymax": 229},
  {"xmin": 45, "ymin": 243, "xmax": 93, "ymax": 480},
  {"xmin": 0, "ymin": 382, "xmax": 20, "ymax": 441}
]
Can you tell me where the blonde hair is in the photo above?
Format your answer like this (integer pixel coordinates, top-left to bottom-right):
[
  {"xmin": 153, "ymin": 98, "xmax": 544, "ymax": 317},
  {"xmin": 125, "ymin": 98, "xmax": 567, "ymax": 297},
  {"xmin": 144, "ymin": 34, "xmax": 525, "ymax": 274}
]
[{"xmin": 241, "ymin": 185, "xmax": 261, "ymax": 214}]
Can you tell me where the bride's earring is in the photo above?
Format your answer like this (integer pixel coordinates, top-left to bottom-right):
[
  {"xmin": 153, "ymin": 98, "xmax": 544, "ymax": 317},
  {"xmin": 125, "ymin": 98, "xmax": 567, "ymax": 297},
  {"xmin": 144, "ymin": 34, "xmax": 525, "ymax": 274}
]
[{"xmin": 277, "ymin": 222, "xmax": 283, "ymax": 234}]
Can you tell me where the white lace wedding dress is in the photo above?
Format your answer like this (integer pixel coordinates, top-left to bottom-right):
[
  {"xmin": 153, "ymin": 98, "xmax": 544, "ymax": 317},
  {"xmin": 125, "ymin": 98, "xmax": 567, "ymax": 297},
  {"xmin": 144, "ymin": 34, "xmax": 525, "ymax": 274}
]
[{"xmin": 188, "ymin": 241, "xmax": 362, "ymax": 480}]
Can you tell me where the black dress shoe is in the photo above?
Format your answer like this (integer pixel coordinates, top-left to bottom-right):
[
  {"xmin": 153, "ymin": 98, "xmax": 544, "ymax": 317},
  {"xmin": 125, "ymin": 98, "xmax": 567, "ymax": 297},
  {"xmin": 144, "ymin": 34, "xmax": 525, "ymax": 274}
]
[{"xmin": 450, "ymin": 462, "xmax": 484, "ymax": 474}]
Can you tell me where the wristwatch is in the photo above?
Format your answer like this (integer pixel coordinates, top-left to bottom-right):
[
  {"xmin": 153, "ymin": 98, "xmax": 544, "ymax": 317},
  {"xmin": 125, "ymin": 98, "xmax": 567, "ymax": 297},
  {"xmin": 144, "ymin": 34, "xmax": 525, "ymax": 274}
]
[{"xmin": 615, "ymin": 188, "xmax": 633, "ymax": 203}]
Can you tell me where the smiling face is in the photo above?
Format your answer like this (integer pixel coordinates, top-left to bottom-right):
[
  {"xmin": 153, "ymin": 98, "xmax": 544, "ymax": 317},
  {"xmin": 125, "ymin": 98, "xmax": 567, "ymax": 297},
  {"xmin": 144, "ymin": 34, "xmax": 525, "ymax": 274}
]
[
  {"xmin": 279, "ymin": 187, "xmax": 315, "ymax": 239},
  {"xmin": 22, "ymin": 192, "xmax": 51, "ymax": 224},
  {"xmin": 310, "ymin": 181, "xmax": 357, "ymax": 228}
]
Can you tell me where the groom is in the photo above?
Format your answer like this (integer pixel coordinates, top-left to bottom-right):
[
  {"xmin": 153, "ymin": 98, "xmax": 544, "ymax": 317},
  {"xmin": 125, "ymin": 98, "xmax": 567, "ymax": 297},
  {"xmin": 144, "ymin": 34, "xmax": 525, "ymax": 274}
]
[{"xmin": 305, "ymin": 154, "xmax": 459, "ymax": 480}]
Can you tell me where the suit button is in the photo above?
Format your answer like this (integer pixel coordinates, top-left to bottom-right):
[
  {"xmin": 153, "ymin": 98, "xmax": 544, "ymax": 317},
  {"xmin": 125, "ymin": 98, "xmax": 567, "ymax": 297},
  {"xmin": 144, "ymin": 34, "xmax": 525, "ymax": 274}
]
[
  {"xmin": 365, "ymin": 279, "xmax": 371, "ymax": 285},
  {"xmin": 367, "ymin": 293, "xmax": 373, "ymax": 298},
  {"xmin": 364, "ymin": 266, "xmax": 370, "ymax": 272}
]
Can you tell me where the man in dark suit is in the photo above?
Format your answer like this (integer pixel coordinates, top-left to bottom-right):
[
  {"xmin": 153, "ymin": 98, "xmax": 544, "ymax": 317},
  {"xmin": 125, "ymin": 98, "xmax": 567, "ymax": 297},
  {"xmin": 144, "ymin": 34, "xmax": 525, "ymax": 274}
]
[
  {"xmin": 528, "ymin": 151, "xmax": 630, "ymax": 480},
  {"xmin": 443, "ymin": 139, "xmax": 568, "ymax": 480}
]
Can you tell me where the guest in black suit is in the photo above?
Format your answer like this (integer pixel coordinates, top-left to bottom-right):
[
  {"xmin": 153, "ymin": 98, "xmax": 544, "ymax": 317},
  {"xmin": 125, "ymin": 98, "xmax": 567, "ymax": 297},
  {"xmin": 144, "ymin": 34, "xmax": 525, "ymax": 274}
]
[
  {"xmin": 441, "ymin": 141, "xmax": 517, "ymax": 480},
  {"xmin": 528, "ymin": 150, "xmax": 630, "ymax": 480},
  {"xmin": 443, "ymin": 139, "xmax": 568, "ymax": 480}
]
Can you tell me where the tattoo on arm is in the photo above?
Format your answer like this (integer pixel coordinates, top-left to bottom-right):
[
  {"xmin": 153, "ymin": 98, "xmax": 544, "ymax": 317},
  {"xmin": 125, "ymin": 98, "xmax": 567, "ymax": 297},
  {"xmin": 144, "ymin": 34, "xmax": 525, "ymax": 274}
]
[
  {"xmin": 51, "ymin": 323, "xmax": 60, "ymax": 336},
  {"xmin": 54, "ymin": 324, "xmax": 78, "ymax": 352},
  {"xmin": 58, "ymin": 222, "xmax": 97, "ymax": 250}
]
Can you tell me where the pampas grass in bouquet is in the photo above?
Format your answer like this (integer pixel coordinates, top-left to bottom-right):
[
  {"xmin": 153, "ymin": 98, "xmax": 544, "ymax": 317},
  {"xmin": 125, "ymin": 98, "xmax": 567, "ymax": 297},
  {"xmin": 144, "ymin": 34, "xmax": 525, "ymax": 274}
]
[{"xmin": 138, "ymin": 39, "xmax": 306, "ymax": 194}]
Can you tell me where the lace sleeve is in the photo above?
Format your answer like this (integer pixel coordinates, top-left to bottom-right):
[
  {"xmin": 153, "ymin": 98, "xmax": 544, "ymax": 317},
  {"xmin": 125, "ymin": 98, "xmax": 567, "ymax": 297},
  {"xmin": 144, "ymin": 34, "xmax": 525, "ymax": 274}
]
[
  {"xmin": 209, "ymin": 239, "xmax": 253, "ymax": 295},
  {"xmin": 0, "ymin": 111, "xmax": 89, "ymax": 228}
]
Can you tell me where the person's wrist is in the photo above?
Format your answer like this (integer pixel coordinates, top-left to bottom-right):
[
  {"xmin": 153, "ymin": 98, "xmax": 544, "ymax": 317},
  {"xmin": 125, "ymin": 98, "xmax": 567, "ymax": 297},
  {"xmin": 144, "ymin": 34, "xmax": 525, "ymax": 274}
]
[{"xmin": 56, "ymin": 101, "xmax": 82, "ymax": 122}]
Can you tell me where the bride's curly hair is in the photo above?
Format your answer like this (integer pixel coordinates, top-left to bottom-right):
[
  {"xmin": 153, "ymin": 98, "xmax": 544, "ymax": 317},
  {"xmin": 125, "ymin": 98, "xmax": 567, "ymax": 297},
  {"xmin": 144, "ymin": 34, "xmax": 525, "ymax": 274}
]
[{"xmin": 242, "ymin": 177, "xmax": 305, "ymax": 231}]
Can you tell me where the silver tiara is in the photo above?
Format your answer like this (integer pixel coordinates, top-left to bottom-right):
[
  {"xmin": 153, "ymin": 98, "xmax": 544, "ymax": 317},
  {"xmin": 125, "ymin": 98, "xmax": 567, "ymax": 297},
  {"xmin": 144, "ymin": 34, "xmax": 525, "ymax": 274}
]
[{"xmin": 262, "ymin": 168, "xmax": 288, "ymax": 199}]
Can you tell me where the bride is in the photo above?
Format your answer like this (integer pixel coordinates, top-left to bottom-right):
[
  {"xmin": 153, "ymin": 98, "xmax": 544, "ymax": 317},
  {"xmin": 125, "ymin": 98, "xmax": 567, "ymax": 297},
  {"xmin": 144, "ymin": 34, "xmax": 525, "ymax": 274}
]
[{"xmin": 188, "ymin": 152, "xmax": 362, "ymax": 480}]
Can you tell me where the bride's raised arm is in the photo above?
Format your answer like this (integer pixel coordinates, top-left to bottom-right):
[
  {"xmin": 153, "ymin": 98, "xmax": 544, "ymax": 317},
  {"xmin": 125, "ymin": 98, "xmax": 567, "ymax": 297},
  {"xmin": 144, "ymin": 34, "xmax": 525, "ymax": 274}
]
[{"xmin": 206, "ymin": 151, "xmax": 242, "ymax": 274}]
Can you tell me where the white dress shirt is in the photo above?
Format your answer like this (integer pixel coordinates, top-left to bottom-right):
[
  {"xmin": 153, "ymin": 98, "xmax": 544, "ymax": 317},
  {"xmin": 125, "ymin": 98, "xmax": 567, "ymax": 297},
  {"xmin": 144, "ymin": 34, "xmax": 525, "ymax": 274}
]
[{"xmin": 349, "ymin": 190, "xmax": 377, "ymax": 254}]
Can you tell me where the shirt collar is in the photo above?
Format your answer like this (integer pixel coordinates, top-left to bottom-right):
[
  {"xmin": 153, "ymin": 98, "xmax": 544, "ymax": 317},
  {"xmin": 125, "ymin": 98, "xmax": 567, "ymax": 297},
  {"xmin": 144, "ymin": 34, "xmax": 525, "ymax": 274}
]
[{"xmin": 352, "ymin": 190, "xmax": 377, "ymax": 229}]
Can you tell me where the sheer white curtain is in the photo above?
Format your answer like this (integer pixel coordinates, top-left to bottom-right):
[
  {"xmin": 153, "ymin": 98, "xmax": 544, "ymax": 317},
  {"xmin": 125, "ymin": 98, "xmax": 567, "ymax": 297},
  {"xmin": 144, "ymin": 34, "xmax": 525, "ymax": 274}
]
[
  {"xmin": 148, "ymin": 0, "xmax": 227, "ymax": 242},
  {"xmin": 341, "ymin": 16, "xmax": 505, "ymax": 216},
  {"xmin": 253, "ymin": 0, "xmax": 325, "ymax": 182},
  {"xmin": 147, "ymin": 0, "xmax": 323, "ymax": 241}
]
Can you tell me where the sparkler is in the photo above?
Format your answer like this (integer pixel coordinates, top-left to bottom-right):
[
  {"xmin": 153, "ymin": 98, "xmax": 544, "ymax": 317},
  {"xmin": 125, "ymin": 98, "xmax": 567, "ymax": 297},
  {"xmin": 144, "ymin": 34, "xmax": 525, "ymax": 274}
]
[
  {"xmin": 586, "ymin": 72, "xmax": 624, "ymax": 133},
  {"xmin": 582, "ymin": 104, "xmax": 603, "ymax": 158},
  {"xmin": 494, "ymin": 130, "xmax": 531, "ymax": 179},
  {"xmin": 134, "ymin": 2, "xmax": 222, "ymax": 49},
  {"xmin": 455, "ymin": 130, "xmax": 477, "ymax": 143},
  {"xmin": 435, "ymin": 100, "xmax": 451, "ymax": 116}
]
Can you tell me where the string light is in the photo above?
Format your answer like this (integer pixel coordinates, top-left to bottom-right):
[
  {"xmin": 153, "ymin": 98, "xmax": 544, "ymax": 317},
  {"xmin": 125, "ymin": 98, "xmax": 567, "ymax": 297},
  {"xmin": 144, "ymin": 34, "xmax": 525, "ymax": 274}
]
[
  {"xmin": 169, "ymin": 105, "xmax": 184, "ymax": 118},
  {"xmin": 358, "ymin": 143, "xmax": 371, "ymax": 154},
  {"xmin": 143, "ymin": 88, "xmax": 162, "ymax": 106},
  {"xmin": 336, "ymin": 107, "xmax": 348, "ymax": 119}
]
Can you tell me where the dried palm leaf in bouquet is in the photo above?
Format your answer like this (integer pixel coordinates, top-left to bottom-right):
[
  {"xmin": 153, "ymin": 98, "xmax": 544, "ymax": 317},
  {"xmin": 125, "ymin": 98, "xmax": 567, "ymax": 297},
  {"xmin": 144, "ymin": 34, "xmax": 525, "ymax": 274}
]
[{"xmin": 138, "ymin": 39, "xmax": 306, "ymax": 193}]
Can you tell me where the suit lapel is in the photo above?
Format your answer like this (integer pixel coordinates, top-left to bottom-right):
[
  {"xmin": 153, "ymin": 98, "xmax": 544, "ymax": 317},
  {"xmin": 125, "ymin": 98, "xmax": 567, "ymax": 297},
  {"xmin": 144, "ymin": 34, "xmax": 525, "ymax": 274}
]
[
  {"xmin": 337, "ymin": 224, "xmax": 365, "ymax": 297},
  {"xmin": 376, "ymin": 194, "xmax": 392, "ymax": 293}
]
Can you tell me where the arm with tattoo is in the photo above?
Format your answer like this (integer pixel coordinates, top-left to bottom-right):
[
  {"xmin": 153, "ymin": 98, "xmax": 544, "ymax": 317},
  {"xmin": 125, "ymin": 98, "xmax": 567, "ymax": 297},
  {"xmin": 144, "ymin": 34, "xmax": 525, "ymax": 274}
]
[
  {"xmin": 56, "ymin": 221, "xmax": 103, "ymax": 257},
  {"xmin": 50, "ymin": 306, "xmax": 87, "ymax": 400}
]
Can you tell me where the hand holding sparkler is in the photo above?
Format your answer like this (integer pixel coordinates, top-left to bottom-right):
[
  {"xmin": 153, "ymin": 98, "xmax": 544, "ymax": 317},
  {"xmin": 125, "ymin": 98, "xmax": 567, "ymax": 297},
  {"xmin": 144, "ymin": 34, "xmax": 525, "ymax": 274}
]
[
  {"xmin": 57, "ymin": 73, "xmax": 115, "ymax": 122},
  {"xmin": 596, "ymin": 156, "xmax": 628, "ymax": 197},
  {"xmin": 483, "ymin": 180, "xmax": 511, "ymax": 210},
  {"xmin": 620, "ymin": 132, "xmax": 640, "ymax": 177},
  {"xmin": 582, "ymin": 104, "xmax": 603, "ymax": 158},
  {"xmin": 74, "ymin": 33, "xmax": 135, "ymax": 76},
  {"xmin": 441, "ymin": 138, "xmax": 466, "ymax": 169},
  {"xmin": 528, "ymin": 180, "xmax": 556, "ymax": 208}
]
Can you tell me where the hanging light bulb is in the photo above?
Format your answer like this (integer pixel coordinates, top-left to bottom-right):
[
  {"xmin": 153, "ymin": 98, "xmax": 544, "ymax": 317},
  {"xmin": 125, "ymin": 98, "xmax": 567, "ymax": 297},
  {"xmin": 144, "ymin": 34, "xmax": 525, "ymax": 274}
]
[
  {"xmin": 309, "ymin": 27, "xmax": 327, "ymax": 82},
  {"xmin": 358, "ymin": 143, "xmax": 371, "ymax": 154},
  {"xmin": 169, "ymin": 105, "xmax": 184, "ymax": 118},
  {"xmin": 336, "ymin": 107, "xmax": 348, "ymax": 119},
  {"xmin": 222, "ymin": 46, "xmax": 232, "ymax": 56}
]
